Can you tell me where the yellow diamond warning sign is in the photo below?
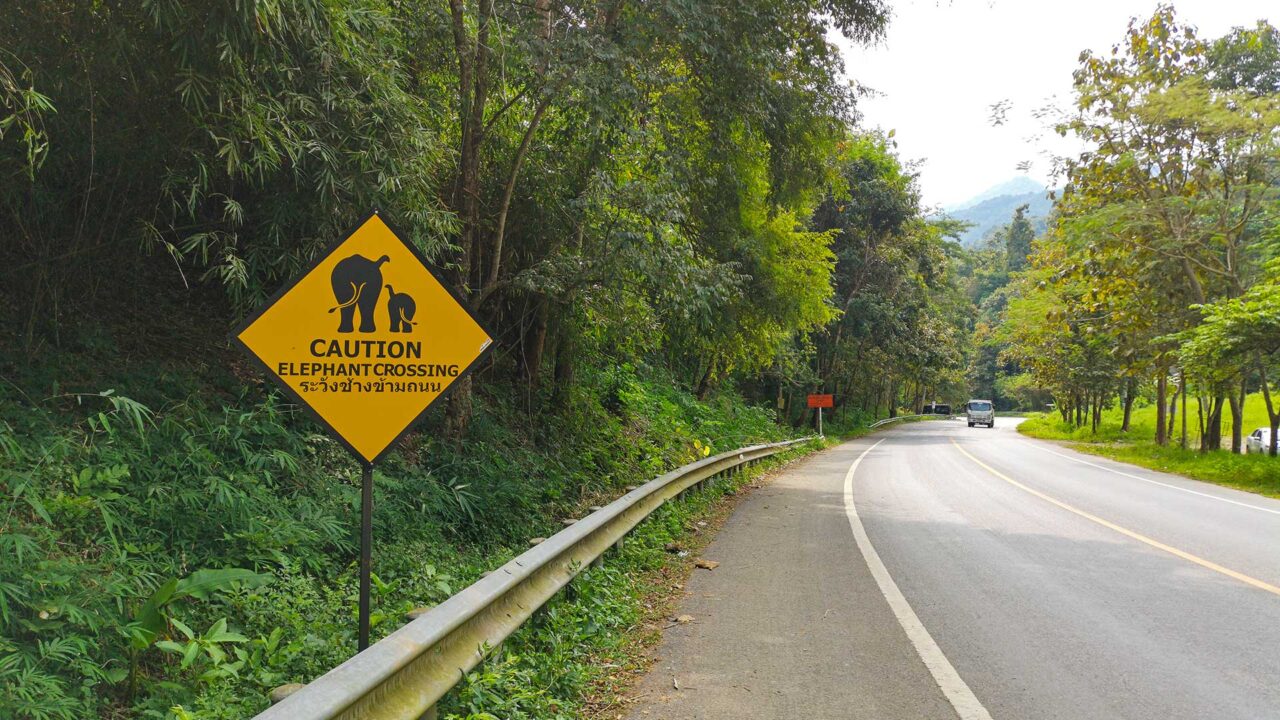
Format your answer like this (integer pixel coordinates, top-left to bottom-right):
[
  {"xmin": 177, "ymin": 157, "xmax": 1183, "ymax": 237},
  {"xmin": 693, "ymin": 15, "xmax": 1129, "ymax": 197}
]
[{"xmin": 233, "ymin": 212, "xmax": 492, "ymax": 464}]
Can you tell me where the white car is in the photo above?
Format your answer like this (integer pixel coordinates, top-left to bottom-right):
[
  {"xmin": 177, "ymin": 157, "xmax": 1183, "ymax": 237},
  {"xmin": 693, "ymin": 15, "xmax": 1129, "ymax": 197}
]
[
  {"xmin": 966, "ymin": 399, "xmax": 995, "ymax": 428},
  {"xmin": 1245, "ymin": 427, "xmax": 1274, "ymax": 455}
]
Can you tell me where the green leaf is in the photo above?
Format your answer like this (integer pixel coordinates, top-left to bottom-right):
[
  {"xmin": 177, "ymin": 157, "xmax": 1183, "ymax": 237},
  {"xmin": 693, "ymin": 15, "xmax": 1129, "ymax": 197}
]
[
  {"xmin": 205, "ymin": 617, "xmax": 248, "ymax": 643},
  {"xmin": 205, "ymin": 643, "xmax": 226, "ymax": 664},
  {"xmin": 172, "ymin": 568, "xmax": 271, "ymax": 601},
  {"xmin": 182, "ymin": 641, "xmax": 200, "ymax": 669},
  {"xmin": 130, "ymin": 578, "xmax": 179, "ymax": 649},
  {"xmin": 154, "ymin": 640, "xmax": 186, "ymax": 654},
  {"xmin": 171, "ymin": 617, "xmax": 195, "ymax": 640}
]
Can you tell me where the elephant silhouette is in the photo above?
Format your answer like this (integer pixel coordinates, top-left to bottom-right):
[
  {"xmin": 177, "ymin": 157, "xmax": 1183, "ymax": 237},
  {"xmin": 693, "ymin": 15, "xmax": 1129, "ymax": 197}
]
[
  {"xmin": 385, "ymin": 285, "xmax": 417, "ymax": 333},
  {"xmin": 328, "ymin": 254, "xmax": 390, "ymax": 333}
]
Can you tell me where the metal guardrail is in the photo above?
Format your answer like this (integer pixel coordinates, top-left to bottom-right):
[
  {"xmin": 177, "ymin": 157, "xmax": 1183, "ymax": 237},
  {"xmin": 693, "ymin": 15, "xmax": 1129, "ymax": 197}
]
[
  {"xmin": 256, "ymin": 436, "xmax": 817, "ymax": 720},
  {"xmin": 868, "ymin": 413, "xmax": 950, "ymax": 429}
]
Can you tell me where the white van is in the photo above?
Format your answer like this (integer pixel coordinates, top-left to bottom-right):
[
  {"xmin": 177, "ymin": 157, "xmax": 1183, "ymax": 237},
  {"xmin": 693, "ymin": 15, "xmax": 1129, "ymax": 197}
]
[{"xmin": 966, "ymin": 399, "xmax": 995, "ymax": 428}]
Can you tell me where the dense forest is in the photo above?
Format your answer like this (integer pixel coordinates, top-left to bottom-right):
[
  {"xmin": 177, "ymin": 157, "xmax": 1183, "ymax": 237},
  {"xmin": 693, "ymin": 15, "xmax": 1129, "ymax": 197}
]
[{"xmin": 3, "ymin": 1, "xmax": 1277, "ymax": 717}]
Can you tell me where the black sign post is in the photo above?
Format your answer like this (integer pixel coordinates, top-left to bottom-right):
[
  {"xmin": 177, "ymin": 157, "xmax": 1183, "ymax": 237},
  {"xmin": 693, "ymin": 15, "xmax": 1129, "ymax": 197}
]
[{"xmin": 358, "ymin": 463, "xmax": 374, "ymax": 649}]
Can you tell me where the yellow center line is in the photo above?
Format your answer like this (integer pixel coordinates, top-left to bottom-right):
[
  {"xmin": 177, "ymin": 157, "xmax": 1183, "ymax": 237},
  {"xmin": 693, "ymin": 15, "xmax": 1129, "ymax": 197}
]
[{"xmin": 950, "ymin": 438, "xmax": 1280, "ymax": 598}]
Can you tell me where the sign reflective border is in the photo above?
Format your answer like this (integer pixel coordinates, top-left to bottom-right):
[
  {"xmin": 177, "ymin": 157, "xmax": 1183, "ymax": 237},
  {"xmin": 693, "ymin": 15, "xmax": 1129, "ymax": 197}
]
[
  {"xmin": 232, "ymin": 211, "xmax": 493, "ymax": 464},
  {"xmin": 807, "ymin": 394, "xmax": 834, "ymax": 409}
]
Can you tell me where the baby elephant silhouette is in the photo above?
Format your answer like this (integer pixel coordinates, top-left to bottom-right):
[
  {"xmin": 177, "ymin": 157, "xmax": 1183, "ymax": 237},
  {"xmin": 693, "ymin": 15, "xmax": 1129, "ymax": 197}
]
[{"xmin": 385, "ymin": 285, "xmax": 417, "ymax": 333}]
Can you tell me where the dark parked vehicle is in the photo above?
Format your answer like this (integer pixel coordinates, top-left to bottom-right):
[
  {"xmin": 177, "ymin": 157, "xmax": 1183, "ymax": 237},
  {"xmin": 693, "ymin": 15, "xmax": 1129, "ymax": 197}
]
[{"xmin": 922, "ymin": 403, "xmax": 952, "ymax": 415}]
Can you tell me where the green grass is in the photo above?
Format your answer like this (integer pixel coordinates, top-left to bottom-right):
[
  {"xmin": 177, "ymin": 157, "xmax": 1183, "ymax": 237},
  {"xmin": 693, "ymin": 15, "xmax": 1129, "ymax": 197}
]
[
  {"xmin": 1018, "ymin": 393, "xmax": 1280, "ymax": 499},
  {"xmin": 1021, "ymin": 392, "xmax": 1274, "ymax": 447}
]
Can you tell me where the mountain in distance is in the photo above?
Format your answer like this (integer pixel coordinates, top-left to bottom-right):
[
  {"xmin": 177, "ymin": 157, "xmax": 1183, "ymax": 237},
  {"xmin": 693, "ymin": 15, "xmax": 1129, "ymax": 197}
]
[
  {"xmin": 942, "ymin": 177, "xmax": 1052, "ymax": 247},
  {"xmin": 947, "ymin": 176, "xmax": 1044, "ymax": 212}
]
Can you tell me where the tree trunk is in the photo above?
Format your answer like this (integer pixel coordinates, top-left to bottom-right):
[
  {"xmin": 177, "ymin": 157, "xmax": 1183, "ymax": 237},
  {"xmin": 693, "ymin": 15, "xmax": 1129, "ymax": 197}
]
[
  {"xmin": 695, "ymin": 357, "xmax": 715, "ymax": 400},
  {"xmin": 1259, "ymin": 359, "xmax": 1280, "ymax": 456},
  {"xmin": 481, "ymin": 101, "xmax": 550, "ymax": 306},
  {"xmin": 1196, "ymin": 395, "xmax": 1206, "ymax": 452},
  {"xmin": 1180, "ymin": 374, "xmax": 1188, "ymax": 450},
  {"xmin": 445, "ymin": 375, "xmax": 473, "ymax": 439},
  {"xmin": 518, "ymin": 295, "xmax": 549, "ymax": 386},
  {"xmin": 550, "ymin": 310, "xmax": 576, "ymax": 409},
  {"xmin": 1204, "ymin": 394, "xmax": 1224, "ymax": 451},
  {"xmin": 443, "ymin": 0, "xmax": 495, "ymax": 439},
  {"xmin": 1228, "ymin": 376, "xmax": 1246, "ymax": 454},
  {"xmin": 1123, "ymin": 377, "xmax": 1136, "ymax": 433}
]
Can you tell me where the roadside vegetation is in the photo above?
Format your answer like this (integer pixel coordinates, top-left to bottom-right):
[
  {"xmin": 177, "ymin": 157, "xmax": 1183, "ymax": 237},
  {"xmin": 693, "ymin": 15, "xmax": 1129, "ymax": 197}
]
[
  {"xmin": 970, "ymin": 8, "xmax": 1280, "ymax": 463},
  {"xmin": 0, "ymin": 359, "xmax": 796, "ymax": 719},
  {"xmin": 1019, "ymin": 393, "xmax": 1280, "ymax": 498}
]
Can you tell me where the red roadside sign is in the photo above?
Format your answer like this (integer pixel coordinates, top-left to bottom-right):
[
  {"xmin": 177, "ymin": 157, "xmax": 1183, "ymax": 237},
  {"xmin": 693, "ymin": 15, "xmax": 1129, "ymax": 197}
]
[{"xmin": 807, "ymin": 394, "xmax": 833, "ymax": 408}]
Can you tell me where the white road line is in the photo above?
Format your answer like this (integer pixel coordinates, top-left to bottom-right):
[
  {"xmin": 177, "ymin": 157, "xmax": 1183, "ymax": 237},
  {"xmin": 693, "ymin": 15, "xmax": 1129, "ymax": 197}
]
[
  {"xmin": 1021, "ymin": 440, "xmax": 1280, "ymax": 516},
  {"xmin": 843, "ymin": 439, "xmax": 994, "ymax": 720}
]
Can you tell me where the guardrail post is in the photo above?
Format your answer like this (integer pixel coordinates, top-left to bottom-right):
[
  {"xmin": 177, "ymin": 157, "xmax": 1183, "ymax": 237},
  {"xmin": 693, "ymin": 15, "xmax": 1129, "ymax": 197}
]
[{"xmin": 268, "ymin": 684, "xmax": 305, "ymax": 706}]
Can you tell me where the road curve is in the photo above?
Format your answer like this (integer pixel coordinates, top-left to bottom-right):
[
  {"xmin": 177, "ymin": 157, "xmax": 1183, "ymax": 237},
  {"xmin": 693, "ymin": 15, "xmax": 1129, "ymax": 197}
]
[{"xmin": 624, "ymin": 418, "xmax": 1280, "ymax": 719}]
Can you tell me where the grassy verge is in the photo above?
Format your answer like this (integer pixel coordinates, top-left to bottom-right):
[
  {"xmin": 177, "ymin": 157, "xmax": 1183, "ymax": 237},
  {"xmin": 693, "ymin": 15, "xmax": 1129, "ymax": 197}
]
[{"xmin": 1018, "ymin": 409, "xmax": 1280, "ymax": 499}]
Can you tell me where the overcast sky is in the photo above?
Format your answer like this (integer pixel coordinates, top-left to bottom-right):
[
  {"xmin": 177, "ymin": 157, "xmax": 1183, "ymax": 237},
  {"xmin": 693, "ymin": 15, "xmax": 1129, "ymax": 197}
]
[{"xmin": 834, "ymin": 0, "xmax": 1275, "ymax": 209}]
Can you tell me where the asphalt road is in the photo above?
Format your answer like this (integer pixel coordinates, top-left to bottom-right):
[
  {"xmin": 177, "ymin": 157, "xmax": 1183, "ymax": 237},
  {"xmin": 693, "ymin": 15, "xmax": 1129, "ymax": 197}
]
[{"xmin": 624, "ymin": 418, "xmax": 1280, "ymax": 719}]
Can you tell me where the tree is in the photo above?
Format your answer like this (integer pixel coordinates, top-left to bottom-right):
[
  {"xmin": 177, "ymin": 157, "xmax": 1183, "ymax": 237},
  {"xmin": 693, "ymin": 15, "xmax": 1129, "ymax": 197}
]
[
  {"xmin": 1004, "ymin": 204, "xmax": 1035, "ymax": 272},
  {"xmin": 1050, "ymin": 6, "xmax": 1280, "ymax": 447},
  {"xmin": 961, "ymin": 203, "xmax": 1040, "ymax": 411},
  {"xmin": 0, "ymin": 1, "xmax": 458, "ymax": 350},
  {"xmin": 1000, "ymin": 238, "xmax": 1124, "ymax": 430},
  {"xmin": 808, "ymin": 133, "xmax": 968, "ymax": 420},
  {"xmin": 431, "ymin": 0, "xmax": 891, "ymax": 432},
  {"xmin": 1179, "ymin": 261, "xmax": 1280, "ymax": 455},
  {"xmin": 1206, "ymin": 20, "xmax": 1280, "ymax": 95}
]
